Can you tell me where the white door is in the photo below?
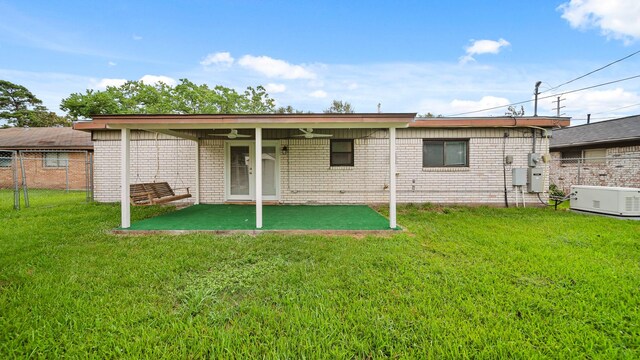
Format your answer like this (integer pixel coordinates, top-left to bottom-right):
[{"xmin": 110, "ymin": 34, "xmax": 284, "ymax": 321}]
[{"xmin": 226, "ymin": 141, "xmax": 279, "ymax": 201}]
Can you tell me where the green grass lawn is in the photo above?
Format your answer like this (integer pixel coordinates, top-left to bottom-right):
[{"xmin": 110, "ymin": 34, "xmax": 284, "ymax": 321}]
[{"xmin": 1, "ymin": 192, "xmax": 639, "ymax": 358}]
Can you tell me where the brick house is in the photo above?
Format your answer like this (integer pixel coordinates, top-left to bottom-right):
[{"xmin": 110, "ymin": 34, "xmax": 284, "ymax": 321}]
[
  {"xmin": 549, "ymin": 115, "xmax": 640, "ymax": 193},
  {"xmin": 0, "ymin": 127, "xmax": 93, "ymax": 190},
  {"xmin": 74, "ymin": 114, "xmax": 569, "ymax": 229}
]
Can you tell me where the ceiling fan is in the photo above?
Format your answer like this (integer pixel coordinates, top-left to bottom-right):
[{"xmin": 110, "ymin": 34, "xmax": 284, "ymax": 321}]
[
  {"xmin": 208, "ymin": 129, "xmax": 251, "ymax": 139},
  {"xmin": 294, "ymin": 128, "xmax": 333, "ymax": 139}
]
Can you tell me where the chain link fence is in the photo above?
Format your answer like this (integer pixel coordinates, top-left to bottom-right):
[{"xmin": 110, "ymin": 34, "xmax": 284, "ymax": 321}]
[
  {"xmin": 549, "ymin": 155, "xmax": 640, "ymax": 195},
  {"xmin": 0, "ymin": 150, "xmax": 93, "ymax": 211}
]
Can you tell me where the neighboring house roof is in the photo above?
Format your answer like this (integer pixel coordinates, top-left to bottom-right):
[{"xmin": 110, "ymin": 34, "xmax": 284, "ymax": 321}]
[
  {"xmin": 0, "ymin": 127, "xmax": 93, "ymax": 150},
  {"xmin": 550, "ymin": 115, "xmax": 640, "ymax": 150}
]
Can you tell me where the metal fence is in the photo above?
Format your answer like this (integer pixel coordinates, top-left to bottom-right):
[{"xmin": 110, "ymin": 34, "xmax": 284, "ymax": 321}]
[
  {"xmin": 0, "ymin": 150, "xmax": 93, "ymax": 210},
  {"xmin": 549, "ymin": 155, "xmax": 640, "ymax": 195}
]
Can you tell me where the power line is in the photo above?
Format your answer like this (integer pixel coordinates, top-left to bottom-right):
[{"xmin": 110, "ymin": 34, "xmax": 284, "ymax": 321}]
[
  {"xmin": 446, "ymin": 73, "xmax": 640, "ymax": 116},
  {"xmin": 590, "ymin": 102, "xmax": 640, "ymax": 115},
  {"xmin": 541, "ymin": 48, "xmax": 640, "ymax": 94}
]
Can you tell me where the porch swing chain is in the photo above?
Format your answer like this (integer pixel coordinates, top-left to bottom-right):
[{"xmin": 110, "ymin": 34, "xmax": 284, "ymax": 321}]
[
  {"xmin": 134, "ymin": 131, "xmax": 143, "ymax": 184},
  {"xmin": 174, "ymin": 135, "xmax": 186, "ymax": 188},
  {"xmin": 153, "ymin": 132, "xmax": 160, "ymax": 183}
]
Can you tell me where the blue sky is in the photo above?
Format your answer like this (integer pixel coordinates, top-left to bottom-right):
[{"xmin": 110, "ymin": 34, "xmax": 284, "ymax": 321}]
[{"xmin": 1, "ymin": 0, "xmax": 639, "ymax": 123}]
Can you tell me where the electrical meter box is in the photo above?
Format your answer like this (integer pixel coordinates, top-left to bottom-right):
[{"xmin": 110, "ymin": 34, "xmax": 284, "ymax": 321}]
[
  {"xmin": 527, "ymin": 167, "xmax": 544, "ymax": 193},
  {"xmin": 512, "ymin": 168, "xmax": 527, "ymax": 186},
  {"xmin": 528, "ymin": 153, "xmax": 542, "ymax": 167}
]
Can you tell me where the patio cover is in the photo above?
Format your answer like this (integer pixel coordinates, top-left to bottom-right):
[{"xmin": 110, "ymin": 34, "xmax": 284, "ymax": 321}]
[{"xmin": 75, "ymin": 113, "xmax": 417, "ymax": 230}]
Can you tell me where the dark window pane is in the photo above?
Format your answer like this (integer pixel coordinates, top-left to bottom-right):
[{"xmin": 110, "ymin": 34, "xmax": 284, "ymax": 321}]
[
  {"xmin": 423, "ymin": 141, "xmax": 444, "ymax": 167},
  {"xmin": 0, "ymin": 151, "xmax": 11, "ymax": 167},
  {"xmin": 331, "ymin": 141, "xmax": 352, "ymax": 152},
  {"xmin": 445, "ymin": 141, "xmax": 467, "ymax": 166},
  {"xmin": 331, "ymin": 153, "xmax": 353, "ymax": 165},
  {"xmin": 330, "ymin": 139, "xmax": 354, "ymax": 166}
]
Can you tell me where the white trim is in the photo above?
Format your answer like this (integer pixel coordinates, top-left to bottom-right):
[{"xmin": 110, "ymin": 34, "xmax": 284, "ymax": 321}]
[
  {"xmin": 224, "ymin": 140, "xmax": 280, "ymax": 202},
  {"xmin": 256, "ymin": 128, "xmax": 262, "ymax": 229},
  {"xmin": 389, "ymin": 127, "xmax": 396, "ymax": 229},
  {"xmin": 121, "ymin": 128, "xmax": 131, "ymax": 228},
  {"xmin": 225, "ymin": 141, "xmax": 255, "ymax": 201},
  {"xmin": 194, "ymin": 140, "xmax": 200, "ymax": 204}
]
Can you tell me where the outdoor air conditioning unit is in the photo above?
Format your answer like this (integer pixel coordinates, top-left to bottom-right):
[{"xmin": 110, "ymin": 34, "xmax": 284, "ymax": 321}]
[{"xmin": 570, "ymin": 185, "xmax": 640, "ymax": 218}]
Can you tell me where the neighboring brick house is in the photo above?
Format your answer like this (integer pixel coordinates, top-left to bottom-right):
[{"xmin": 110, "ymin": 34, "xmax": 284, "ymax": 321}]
[
  {"xmin": 0, "ymin": 127, "xmax": 93, "ymax": 190},
  {"xmin": 75, "ymin": 114, "xmax": 568, "ymax": 208},
  {"xmin": 549, "ymin": 115, "xmax": 640, "ymax": 193}
]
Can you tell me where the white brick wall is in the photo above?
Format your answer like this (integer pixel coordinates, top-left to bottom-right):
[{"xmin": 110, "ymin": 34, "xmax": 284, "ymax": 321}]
[
  {"xmin": 93, "ymin": 128, "xmax": 550, "ymax": 205},
  {"xmin": 94, "ymin": 136, "xmax": 197, "ymax": 203}
]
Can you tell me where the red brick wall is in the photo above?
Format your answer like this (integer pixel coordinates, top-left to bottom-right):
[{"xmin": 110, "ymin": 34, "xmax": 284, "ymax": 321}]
[{"xmin": 0, "ymin": 152, "xmax": 92, "ymax": 190}]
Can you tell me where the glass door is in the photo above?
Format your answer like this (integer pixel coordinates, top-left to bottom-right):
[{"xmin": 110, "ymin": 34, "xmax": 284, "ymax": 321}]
[
  {"xmin": 228, "ymin": 144, "xmax": 253, "ymax": 200},
  {"xmin": 226, "ymin": 141, "xmax": 279, "ymax": 201}
]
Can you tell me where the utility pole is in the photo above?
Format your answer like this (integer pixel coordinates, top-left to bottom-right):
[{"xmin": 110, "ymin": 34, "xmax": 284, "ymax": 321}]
[
  {"xmin": 534, "ymin": 81, "xmax": 542, "ymax": 116},
  {"xmin": 552, "ymin": 96, "xmax": 565, "ymax": 116}
]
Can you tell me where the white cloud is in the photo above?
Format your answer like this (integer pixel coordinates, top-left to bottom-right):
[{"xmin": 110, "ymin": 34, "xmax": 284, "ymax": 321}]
[
  {"xmin": 139, "ymin": 75, "xmax": 177, "ymax": 86},
  {"xmin": 563, "ymin": 87, "xmax": 640, "ymax": 116},
  {"xmin": 238, "ymin": 55, "xmax": 316, "ymax": 79},
  {"xmin": 558, "ymin": 0, "xmax": 640, "ymax": 42},
  {"xmin": 309, "ymin": 90, "xmax": 328, "ymax": 98},
  {"xmin": 107, "ymin": 61, "xmax": 117, "ymax": 67},
  {"xmin": 347, "ymin": 82, "xmax": 359, "ymax": 90},
  {"xmin": 200, "ymin": 52, "xmax": 234, "ymax": 66},
  {"xmin": 460, "ymin": 38, "xmax": 510, "ymax": 64},
  {"xmin": 132, "ymin": 34, "xmax": 143, "ymax": 41},
  {"xmin": 264, "ymin": 83, "xmax": 286, "ymax": 93},
  {"xmin": 449, "ymin": 96, "xmax": 512, "ymax": 115},
  {"xmin": 95, "ymin": 78, "xmax": 127, "ymax": 89}
]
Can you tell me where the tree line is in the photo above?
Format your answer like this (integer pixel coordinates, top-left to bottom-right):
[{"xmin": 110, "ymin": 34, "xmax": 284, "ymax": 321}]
[{"xmin": 1, "ymin": 79, "xmax": 355, "ymax": 128}]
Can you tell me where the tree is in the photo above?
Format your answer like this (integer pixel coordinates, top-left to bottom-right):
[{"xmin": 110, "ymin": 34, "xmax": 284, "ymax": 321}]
[
  {"xmin": 323, "ymin": 100, "xmax": 354, "ymax": 114},
  {"xmin": 417, "ymin": 112, "xmax": 443, "ymax": 118},
  {"xmin": 61, "ymin": 79, "xmax": 277, "ymax": 120},
  {"xmin": 505, "ymin": 106, "xmax": 525, "ymax": 117},
  {"xmin": 0, "ymin": 80, "xmax": 69, "ymax": 127},
  {"xmin": 275, "ymin": 105, "xmax": 306, "ymax": 114},
  {"xmin": 1, "ymin": 80, "xmax": 42, "ymax": 126}
]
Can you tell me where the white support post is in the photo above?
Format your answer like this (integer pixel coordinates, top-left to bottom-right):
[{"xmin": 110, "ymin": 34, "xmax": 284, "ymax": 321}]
[
  {"xmin": 389, "ymin": 127, "xmax": 397, "ymax": 229},
  {"xmin": 121, "ymin": 128, "xmax": 131, "ymax": 228},
  {"xmin": 194, "ymin": 140, "xmax": 200, "ymax": 205},
  {"xmin": 255, "ymin": 127, "xmax": 263, "ymax": 229}
]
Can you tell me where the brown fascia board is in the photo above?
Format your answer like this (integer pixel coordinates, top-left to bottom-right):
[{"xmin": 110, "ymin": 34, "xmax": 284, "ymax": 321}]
[
  {"xmin": 90, "ymin": 113, "xmax": 416, "ymax": 124},
  {"xmin": 73, "ymin": 122, "xmax": 108, "ymax": 131},
  {"xmin": 410, "ymin": 116, "xmax": 570, "ymax": 128},
  {"xmin": 0, "ymin": 146, "xmax": 93, "ymax": 150},
  {"xmin": 74, "ymin": 113, "xmax": 417, "ymax": 130}
]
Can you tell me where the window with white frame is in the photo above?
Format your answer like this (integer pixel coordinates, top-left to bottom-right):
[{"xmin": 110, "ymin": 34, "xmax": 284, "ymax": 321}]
[
  {"xmin": 423, "ymin": 139, "xmax": 469, "ymax": 167},
  {"xmin": 44, "ymin": 152, "xmax": 68, "ymax": 168},
  {"xmin": 0, "ymin": 151, "xmax": 12, "ymax": 167}
]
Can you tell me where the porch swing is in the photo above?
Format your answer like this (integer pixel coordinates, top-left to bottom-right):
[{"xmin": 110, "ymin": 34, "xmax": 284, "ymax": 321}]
[{"xmin": 129, "ymin": 132, "xmax": 192, "ymax": 206}]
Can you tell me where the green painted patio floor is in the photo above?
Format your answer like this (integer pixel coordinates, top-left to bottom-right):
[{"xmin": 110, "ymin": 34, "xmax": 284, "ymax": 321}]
[{"xmin": 127, "ymin": 204, "xmax": 395, "ymax": 230}]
